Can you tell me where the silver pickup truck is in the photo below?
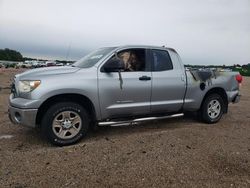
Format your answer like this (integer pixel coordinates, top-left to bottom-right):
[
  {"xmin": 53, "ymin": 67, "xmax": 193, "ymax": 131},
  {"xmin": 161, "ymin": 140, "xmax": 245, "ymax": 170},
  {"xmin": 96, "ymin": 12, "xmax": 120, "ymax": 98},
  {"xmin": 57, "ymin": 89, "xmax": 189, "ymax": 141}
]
[{"xmin": 8, "ymin": 45, "xmax": 242, "ymax": 146}]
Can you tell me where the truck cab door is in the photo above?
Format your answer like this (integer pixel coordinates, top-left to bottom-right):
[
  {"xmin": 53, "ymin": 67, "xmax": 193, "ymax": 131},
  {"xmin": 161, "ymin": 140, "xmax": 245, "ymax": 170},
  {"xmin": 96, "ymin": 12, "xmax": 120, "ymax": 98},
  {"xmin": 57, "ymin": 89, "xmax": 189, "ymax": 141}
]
[
  {"xmin": 150, "ymin": 49, "xmax": 186, "ymax": 113},
  {"xmin": 98, "ymin": 48, "xmax": 152, "ymax": 120}
]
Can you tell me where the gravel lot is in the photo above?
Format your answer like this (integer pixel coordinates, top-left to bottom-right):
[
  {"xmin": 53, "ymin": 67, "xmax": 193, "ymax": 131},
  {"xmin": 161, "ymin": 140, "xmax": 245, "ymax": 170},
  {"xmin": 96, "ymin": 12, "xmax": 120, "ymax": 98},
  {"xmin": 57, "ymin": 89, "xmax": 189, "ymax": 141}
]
[{"xmin": 0, "ymin": 69, "xmax": 250, "ymax": 188}]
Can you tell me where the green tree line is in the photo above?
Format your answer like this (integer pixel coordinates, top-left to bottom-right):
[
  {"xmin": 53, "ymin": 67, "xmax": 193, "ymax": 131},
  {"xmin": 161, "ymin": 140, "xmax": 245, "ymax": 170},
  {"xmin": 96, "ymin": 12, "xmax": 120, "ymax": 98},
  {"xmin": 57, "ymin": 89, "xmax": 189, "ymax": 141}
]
[
  {"xmin": 0, "ymin": 48, "xmax": 23, "ymax": 61},
  {"xmin": 185, "ymin": 64, "xmax": 250, "ymax": 76}
]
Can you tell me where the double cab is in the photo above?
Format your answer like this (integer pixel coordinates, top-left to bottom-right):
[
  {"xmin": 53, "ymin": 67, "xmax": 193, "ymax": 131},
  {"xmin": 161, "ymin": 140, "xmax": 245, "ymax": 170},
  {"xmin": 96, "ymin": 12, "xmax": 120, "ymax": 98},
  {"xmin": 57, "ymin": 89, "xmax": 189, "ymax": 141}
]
[{"xmin": 9, "ymin": 45, "xmax": 242, "ymax": 146}]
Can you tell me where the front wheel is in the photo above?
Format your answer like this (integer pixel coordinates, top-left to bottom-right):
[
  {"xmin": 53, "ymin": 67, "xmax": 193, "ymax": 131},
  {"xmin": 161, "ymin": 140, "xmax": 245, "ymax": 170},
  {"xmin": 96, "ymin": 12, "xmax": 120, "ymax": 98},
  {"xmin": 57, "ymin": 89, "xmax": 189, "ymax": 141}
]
[
  {"xmin": 41, "ymin": 102, "xmax": 89, "ymax": 146},
  {"xmin": 200, "ymin": 93, "xmax": 225, "ymax": 124}
]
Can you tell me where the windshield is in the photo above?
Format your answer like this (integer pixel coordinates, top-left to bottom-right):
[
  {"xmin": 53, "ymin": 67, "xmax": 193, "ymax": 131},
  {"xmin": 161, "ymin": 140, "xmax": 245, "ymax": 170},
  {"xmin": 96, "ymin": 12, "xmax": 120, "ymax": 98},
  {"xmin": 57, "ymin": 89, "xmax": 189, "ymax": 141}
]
[{"xmin": 73, "ymin": 47, "xmax": 116, "ymax": 68}]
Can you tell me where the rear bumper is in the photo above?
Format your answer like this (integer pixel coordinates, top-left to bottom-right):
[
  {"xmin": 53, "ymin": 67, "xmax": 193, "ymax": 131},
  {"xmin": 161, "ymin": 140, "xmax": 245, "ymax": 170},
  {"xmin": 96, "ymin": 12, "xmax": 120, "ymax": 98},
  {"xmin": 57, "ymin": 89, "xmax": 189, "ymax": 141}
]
[
  {"xmin": 232, "ymin": 94, "xmax": 241, "ymax": 103},
  {"xmin": 227, "ymin": 90, "xmax": 241, "ymax": 103},
  {"xmin": 8, "ymin": 105, "xmax": 37, "ymax": 128}
]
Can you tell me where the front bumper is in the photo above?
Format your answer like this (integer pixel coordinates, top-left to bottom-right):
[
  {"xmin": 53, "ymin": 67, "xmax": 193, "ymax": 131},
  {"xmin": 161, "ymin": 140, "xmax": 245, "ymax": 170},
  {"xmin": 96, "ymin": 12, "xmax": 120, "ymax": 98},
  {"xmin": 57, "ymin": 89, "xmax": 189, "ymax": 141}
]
[
  {"xmin": 8, "ymin": 106, "xmax": 38, "ymax": 128},
  {"xmin": 8, "ymin": 94, "xmax": 39, "ymax": 128}
]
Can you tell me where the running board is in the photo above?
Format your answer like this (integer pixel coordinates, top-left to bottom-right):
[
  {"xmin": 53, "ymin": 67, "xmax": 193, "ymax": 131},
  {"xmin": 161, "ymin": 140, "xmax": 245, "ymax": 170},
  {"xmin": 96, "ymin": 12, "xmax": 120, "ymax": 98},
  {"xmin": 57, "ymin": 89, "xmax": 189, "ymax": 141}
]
[{"xmin": 98, "ymin": 113, "xmax": 184, "ymax": 126}]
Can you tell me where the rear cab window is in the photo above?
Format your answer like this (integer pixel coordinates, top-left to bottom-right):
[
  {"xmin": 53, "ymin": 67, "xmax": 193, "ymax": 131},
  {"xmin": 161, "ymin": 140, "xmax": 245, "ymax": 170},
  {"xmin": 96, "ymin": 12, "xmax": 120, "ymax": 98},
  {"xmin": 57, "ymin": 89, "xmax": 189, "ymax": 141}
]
[{"xmin": 151, "ymin": 49, "xmax": 173, "ymax": 71}]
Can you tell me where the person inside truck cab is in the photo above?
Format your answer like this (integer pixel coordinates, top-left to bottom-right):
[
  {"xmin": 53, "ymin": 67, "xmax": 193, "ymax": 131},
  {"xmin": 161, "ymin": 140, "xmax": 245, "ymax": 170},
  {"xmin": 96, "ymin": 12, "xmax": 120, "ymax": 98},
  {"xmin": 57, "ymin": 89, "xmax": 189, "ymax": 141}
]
[
  {"xmin": 129, "ymin": 52, "xmax": 143, "ymax": 71},
  {"xmin": 119, "ymin": 51, "xmax": 144, "ymax": 71},
  {"xmin": 119, "ymin": 51, "xmax": 134, "ymax": 71}
]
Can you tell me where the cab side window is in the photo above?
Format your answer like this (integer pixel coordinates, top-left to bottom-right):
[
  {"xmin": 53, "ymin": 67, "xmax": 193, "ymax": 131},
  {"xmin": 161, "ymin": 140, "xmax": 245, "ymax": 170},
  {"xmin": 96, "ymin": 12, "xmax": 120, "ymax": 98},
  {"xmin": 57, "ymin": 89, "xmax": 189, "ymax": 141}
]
[
  {"xmin": 104, "ymin": 49, "xmax": 146, "ymax": 72},
  {"xmin": 118, "ymin": 49, "xmax": 146, "ymax": 72},
  {"xmin": 151, "ymin": 50, "xmax": 173, "ymax": 71}
]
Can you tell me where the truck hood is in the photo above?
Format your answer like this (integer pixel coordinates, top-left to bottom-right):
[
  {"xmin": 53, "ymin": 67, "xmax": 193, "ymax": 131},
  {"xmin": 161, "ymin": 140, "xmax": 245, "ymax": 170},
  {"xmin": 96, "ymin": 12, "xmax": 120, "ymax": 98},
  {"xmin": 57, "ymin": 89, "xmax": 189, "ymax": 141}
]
[{"xmin": 16, "ymin": 66, "xmax": 80, "ymax": 79}]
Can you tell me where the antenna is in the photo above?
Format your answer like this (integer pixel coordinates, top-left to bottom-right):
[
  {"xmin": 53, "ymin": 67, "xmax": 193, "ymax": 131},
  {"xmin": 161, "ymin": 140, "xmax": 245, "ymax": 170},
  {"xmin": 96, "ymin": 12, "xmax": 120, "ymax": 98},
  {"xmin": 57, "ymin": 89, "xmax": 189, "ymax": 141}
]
[{"xmin": 66, "ymin": 42, "xmax": 72, "ymax": 61}]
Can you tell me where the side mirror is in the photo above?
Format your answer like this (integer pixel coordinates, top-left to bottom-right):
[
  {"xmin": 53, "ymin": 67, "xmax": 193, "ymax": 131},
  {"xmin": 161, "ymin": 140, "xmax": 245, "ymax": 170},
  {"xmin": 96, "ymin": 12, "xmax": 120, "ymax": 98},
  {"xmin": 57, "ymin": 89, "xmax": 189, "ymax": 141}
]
[{"xmin": 103, "ymin": 58, "xmax": 124, "ymax": 72}]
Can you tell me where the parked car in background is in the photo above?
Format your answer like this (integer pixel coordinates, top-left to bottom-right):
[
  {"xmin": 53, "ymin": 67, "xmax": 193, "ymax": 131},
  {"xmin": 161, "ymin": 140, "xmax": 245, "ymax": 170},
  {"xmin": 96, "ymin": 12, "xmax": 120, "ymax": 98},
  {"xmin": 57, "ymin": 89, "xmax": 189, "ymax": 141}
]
[
  {"xmin": 16, "ymin": 62, "xmax": 23, "ymax": 68},
  {"xmin": 56, "ymin": 62, "xmax": 64, "ymax": 66},
  {"xmin": 46, "ymin": 61, "xmax": 57, "ymax": 67},
  {"xmin": 22, "ymin": 61, "xmax": 32, "ymax": 68}
]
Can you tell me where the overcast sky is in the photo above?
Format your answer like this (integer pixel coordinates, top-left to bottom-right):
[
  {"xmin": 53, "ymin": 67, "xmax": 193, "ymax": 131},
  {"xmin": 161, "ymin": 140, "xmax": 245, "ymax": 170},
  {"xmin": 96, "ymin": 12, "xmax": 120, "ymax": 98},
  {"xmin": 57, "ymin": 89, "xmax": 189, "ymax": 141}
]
[{"xmin": 0, "ymin": 0, "xmax": 249, "ymax": 65}]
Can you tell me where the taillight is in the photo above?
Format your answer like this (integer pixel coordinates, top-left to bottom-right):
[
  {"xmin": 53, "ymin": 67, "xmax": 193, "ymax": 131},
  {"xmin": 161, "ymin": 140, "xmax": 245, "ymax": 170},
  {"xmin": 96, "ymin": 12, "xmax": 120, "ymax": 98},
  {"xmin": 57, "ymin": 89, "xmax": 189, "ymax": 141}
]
[{"xmin": 235, "ymin": 74, "xmax": 243, "ymax": 84}]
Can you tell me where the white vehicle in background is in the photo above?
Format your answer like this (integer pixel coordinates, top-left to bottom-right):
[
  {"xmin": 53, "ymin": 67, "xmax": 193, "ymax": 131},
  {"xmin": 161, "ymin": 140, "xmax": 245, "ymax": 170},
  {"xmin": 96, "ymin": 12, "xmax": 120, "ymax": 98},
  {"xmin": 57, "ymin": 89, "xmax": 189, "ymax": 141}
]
[
  {"xmin": 56, "ymin": 62, "xmax": 64, "ymax": 66},
  {"xmin": 38, "ymin": 61, "xmax": 46, "ymax": 67},
  {"xmin": 31, "ymin": 60, "xmax": 45, "ymax": 68},
  {"xmin": 23, "ymin": 61, "xmax": 32, "ymax": 68},
  {"xmin": 17, "ymin": 62, "xmax": 24, "ymax": 68},
  {"xmin": 32, "ymin": 61, "xmax": 40, "ymax": 68}
]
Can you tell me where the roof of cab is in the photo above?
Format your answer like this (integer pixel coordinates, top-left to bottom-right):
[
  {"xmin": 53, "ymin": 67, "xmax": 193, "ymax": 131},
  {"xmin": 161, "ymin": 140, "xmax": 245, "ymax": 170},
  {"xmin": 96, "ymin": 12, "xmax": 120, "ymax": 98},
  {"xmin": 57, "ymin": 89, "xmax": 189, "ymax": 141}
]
[{"xmin": 113, "ymin": 45, "xmax": 177, "ymax": 53}]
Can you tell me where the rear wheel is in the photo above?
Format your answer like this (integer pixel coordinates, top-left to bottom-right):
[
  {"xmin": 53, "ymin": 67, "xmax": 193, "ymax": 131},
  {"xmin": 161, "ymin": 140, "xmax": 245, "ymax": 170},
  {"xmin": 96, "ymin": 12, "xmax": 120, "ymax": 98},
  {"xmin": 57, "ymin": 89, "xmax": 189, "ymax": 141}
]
[
  {"xmin": 41, "ymin": 102, "xmax": 89, "ymax": 146},
  {"xmin": 200, "ymin": 93, "xmax": 224, "ymax": 124}
]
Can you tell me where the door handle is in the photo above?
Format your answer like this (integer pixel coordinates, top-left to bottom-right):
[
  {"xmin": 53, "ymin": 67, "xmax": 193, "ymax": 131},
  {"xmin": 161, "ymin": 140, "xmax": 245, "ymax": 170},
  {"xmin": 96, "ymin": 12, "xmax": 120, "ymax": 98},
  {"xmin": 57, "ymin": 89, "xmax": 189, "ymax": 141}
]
[{"xmin": 139, "ymin": 76, "xmax": 151, "ymax": 81}]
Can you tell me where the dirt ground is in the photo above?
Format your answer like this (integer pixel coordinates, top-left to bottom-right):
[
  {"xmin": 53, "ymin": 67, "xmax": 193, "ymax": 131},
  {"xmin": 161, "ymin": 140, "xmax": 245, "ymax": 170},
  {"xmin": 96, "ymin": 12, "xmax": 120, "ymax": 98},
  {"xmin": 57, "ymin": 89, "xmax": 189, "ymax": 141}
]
[{"xmin": 0, "ymin": 68, "xmax": 249, "ymax": 188}]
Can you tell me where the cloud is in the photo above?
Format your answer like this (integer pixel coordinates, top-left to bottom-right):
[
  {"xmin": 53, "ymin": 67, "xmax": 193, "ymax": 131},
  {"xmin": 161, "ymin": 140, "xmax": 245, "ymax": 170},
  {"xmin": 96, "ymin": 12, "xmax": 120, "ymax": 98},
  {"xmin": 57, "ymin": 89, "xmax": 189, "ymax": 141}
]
[{"xmin": 0, "ymin": 0, "xmax": 249, "ymax": 65}]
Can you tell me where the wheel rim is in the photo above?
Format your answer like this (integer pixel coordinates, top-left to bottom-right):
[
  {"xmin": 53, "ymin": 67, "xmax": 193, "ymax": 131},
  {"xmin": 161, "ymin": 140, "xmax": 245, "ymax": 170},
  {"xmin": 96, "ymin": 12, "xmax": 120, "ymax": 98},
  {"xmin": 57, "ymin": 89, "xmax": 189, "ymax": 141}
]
[
  {"xmin": 52, "ymin": 111, "xmax": 82, "ymax": 139},
  {"xmin": 207, "ymin": 99, "xmax": 221, "ymax": 119}
]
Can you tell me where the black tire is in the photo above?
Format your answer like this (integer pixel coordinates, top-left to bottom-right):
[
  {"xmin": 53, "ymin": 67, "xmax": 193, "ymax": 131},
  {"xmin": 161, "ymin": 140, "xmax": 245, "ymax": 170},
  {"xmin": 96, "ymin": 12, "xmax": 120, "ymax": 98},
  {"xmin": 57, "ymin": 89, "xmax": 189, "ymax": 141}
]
[
  {"xmin": 41, "ymin": 102, "xmax": 89, "ymax": 146},
  {"xmin": 200, "ymin": 93, "xmax": 224, "ymax": 124}
]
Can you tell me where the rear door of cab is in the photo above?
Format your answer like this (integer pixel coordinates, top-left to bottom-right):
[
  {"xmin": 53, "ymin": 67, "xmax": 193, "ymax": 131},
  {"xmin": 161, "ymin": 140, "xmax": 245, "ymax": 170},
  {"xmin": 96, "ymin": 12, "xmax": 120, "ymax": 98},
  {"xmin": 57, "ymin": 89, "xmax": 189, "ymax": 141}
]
[{"xmin": 150, "ymin": 49, "xmax": 186, "ymax": 113}]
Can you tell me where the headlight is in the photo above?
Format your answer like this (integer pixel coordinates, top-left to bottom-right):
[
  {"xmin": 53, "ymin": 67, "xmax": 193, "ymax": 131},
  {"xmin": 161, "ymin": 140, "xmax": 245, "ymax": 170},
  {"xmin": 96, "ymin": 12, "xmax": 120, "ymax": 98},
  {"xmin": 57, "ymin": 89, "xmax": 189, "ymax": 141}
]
[{"xmin": 18, "ymin": 80, "xmax": 41, "ymax": 93}]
